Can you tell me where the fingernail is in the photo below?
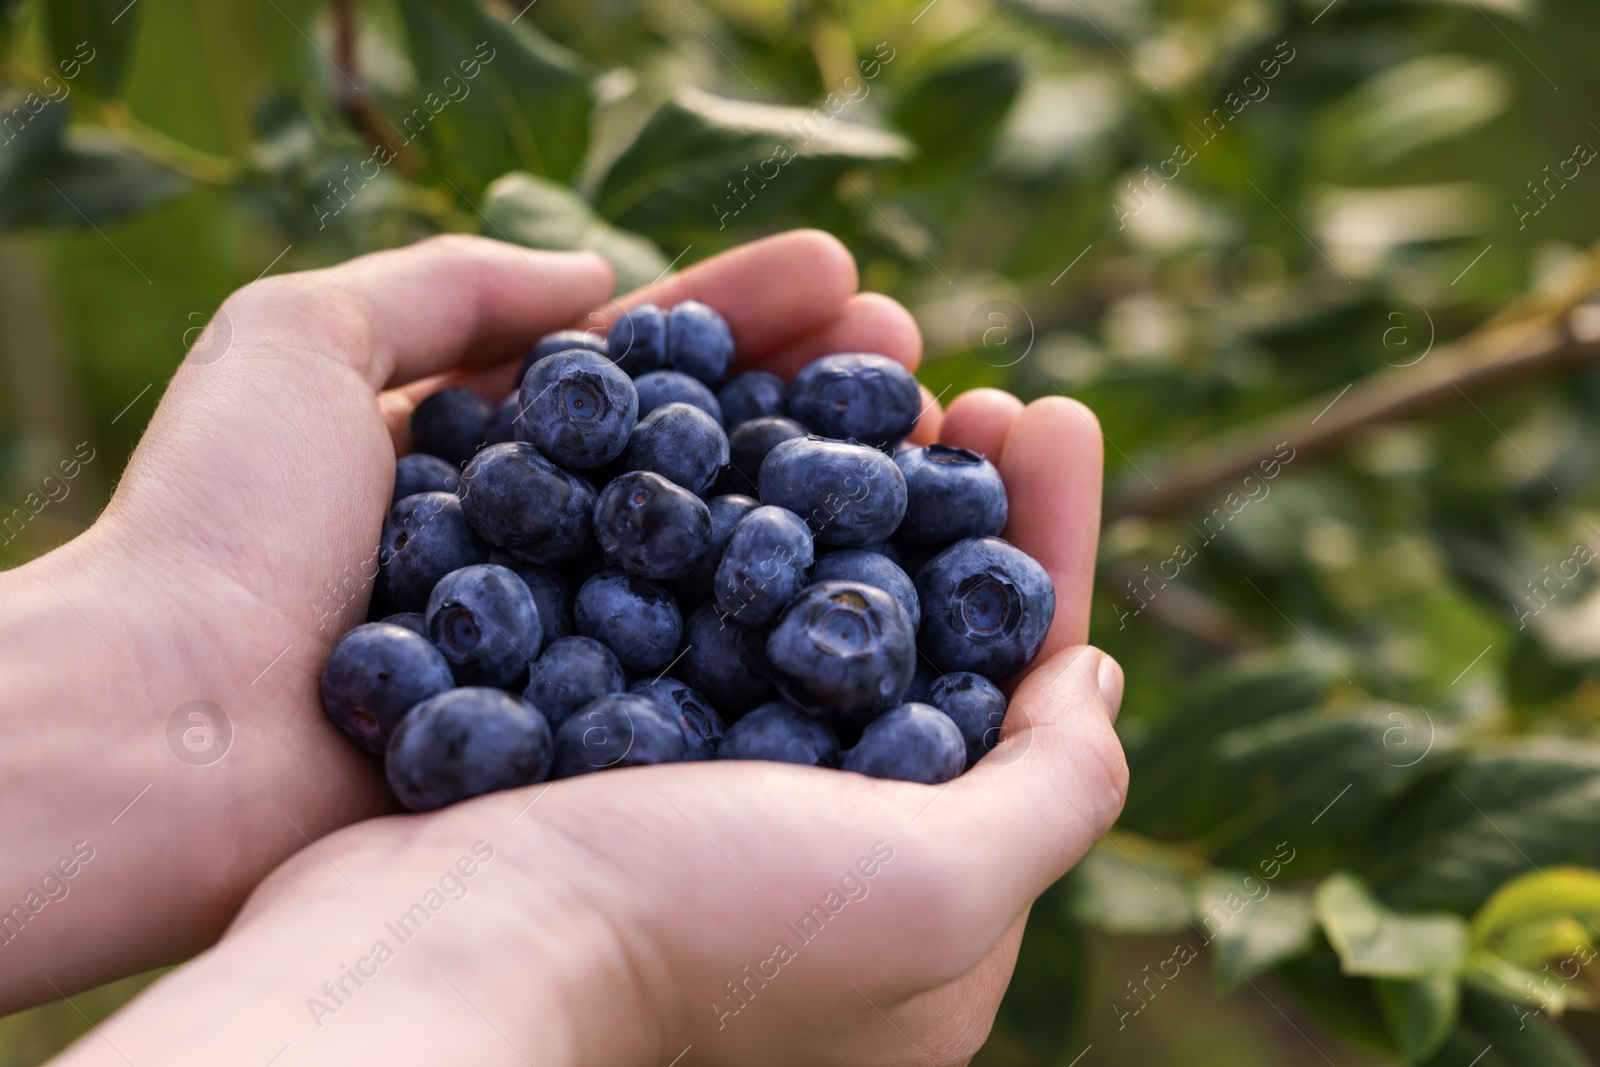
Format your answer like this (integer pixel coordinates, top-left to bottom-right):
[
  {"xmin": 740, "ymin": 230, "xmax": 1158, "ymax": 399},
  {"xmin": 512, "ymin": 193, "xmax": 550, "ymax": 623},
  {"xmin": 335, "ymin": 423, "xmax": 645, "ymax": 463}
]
[{"xmin": 1097, "ymin": 654, "xmax": 1124, "ymax": 721}]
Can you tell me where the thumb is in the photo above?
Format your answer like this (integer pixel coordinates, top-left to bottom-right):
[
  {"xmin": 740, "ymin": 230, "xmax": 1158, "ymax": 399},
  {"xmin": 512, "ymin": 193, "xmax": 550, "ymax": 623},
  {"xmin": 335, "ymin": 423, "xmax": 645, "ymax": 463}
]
[{"xmin": 936, "ymin": 645, "xmax": 1129, "ymax": 913}]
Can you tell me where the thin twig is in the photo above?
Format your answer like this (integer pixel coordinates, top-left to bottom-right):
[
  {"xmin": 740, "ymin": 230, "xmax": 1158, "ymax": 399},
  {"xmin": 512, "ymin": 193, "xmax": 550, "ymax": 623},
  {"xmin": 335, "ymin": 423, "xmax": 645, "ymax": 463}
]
[
  {"xmin": 1109, "ymin": 247, "xmax": 1600, "ymax": 521},
  {"xmin": 331, "ymin": 0, "xmax": 419, "ymax": 175}
]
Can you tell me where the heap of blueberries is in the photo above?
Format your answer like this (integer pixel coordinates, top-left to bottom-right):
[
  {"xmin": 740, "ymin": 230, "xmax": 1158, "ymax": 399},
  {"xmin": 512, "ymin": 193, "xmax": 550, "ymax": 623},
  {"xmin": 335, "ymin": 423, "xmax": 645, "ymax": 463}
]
[{"xmin": 320, "ymin": 299, "xmax": 1055, "ymax": 811}]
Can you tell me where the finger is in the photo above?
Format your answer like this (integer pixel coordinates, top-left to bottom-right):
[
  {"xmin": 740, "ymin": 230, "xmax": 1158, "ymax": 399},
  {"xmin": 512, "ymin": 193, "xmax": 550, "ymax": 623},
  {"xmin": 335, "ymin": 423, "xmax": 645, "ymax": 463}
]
[
  {"xmin": 944, "ymin": 646, "xmax": 1127, "ymax": 906},
  {"xmin": 997, "ymin": 396, "xmax": 1103, "ymax": 654},
  {"xmin": 616, "ymin": 229, "xmax": 860, "ymax": 362},
  {"xmin": 378, "ymin": 293, "xmax": 932, "ymax": 446},
  {"xmin": 908, "ymin": 384, "xmax": 943, "ymax": 446},
  {"xmin": 938, "ymin": 388, "xmax": 1024, "ymax": 461},
  {"xmin": 223, "ymin": 235, "xmax": 614, "ymax": 391},
  {"xmin": 751, "ymin": 292, "xmax": 922, "ymax": 380}
]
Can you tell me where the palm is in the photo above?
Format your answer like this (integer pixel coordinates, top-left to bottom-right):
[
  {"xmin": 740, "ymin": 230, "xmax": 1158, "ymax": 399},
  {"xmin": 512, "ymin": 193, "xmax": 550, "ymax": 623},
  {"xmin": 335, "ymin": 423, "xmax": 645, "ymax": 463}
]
[
  {"xmin": 227, "ymin": 370, "xmax": 1114, "ymax": 1062},
  {"xmin": 99, "ymin": 231, "xmax": 1118, "ymax": 1065}
]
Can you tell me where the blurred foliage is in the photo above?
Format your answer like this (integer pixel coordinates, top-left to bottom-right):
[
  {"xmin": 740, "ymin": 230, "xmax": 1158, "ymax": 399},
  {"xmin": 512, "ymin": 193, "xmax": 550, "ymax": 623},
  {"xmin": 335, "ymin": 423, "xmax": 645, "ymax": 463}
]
[{"xmin": 4, "ymin": 0, "xmax": 1600, "ymax": 1063}]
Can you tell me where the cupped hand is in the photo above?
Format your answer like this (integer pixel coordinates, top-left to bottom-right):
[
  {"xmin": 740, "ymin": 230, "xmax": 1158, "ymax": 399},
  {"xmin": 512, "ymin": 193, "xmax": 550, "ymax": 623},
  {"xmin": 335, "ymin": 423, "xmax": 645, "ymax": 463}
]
[{"xmin": 50, "ymin": 233, "xmax": 1126, "ymax": 1067}]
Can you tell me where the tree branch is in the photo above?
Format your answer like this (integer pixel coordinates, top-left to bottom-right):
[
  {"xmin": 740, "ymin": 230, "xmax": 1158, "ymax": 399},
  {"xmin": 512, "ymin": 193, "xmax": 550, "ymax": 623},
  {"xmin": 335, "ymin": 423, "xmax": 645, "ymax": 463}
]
[
  {"xmin": 330, "ymin": 0, "xmax": 418, "ymax": 176},
  {"xmin": 1104, "ymin": 564, "xmax": 1266, "ymax": 653},
  {"xmin": 1109, "ymin": 254, "xmax": 1600, "ymax": 522}
]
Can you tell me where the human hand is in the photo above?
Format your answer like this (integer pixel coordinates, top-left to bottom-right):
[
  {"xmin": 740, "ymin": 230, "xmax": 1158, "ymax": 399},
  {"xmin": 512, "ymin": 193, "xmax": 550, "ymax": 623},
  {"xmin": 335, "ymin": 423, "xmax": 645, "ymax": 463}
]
[
  {"xmin": 45, "ymin": 233, "xmax": 1125, "ymax": 1067},
  {"xmin": 0, "ymin": 235, "xmax": 620, "ymax": 1008}
]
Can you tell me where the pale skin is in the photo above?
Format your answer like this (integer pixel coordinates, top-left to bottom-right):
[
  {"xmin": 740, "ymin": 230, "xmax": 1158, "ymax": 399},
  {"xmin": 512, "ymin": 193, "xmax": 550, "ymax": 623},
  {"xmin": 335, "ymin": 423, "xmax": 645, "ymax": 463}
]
[{"xmin": 0, "ymin": 231, "xmax": 1125, "ymax": 1066}]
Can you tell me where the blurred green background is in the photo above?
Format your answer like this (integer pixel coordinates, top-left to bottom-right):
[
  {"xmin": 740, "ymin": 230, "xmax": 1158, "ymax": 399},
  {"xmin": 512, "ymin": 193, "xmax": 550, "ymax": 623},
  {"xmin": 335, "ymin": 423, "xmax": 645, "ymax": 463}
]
[{"xmin": 6, "ymin": 0, "xmax": 1600, "ymax": 1063}]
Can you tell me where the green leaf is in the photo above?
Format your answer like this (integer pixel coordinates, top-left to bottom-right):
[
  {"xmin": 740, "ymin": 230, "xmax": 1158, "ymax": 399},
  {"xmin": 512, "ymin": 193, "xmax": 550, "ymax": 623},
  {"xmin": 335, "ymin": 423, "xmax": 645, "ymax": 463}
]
[
  {"xmin": 1276, "ymin": 944, "xmax": 1398, "ymax": 1055},
  {"xmin": 892, "ymin": 56, "xmax": 1022, "ymax": 185},
  {"xmin": 1328, "ymin": 56, "xmax": 1511, "ymax": 171},
  {"xmin": 1363, "ymin": 740, "xmax": 1600, "ymax": 913},
  {"xmin": 1064, "ymin": 834, "xmax": 1195, "ymax": 934},
  {"xmin": 1462, "ymin": 867, "xmax": 1600, "ymax": 1013},
  {"xmin": 1192, "ymin": 872, "xmax": 1318, "ymax": 989},
  {"xmin": 0, "ymin": 99, "xmax": 188, "ymax": 229},
  {"xmin": 42, "ymin": 0, "xmax": 141, "ymax": 101},
  {"xmin": 395, "ymin": 0, "xmax": 590, "ymax": 189},
  {"xmin": 1471, "ymin": 867, "xmax": 1600, "ymax": 959},
  {"xmin": 594, "ymin": 86, "xmax": 912, "ymax": 238},
  {"xmin": 1121, "ymin": 659, "xmax": 1333, "ymax": 839},
  {"xmin": 999, "ymin": 0, "xmax": 1149, "ymax": 45},
  {"xmin": 481, "ymin": 172, "xmax": 667, "ymax": 294},
  {"xmin": 1373, "ymin": 976, "xmax": 1459, "ymax": 1061},
  {"xmin": 0, "ymin": 92, "xmax": 69, "ymax": 178},
  {"xmin": 1316, "ymin": 872, "xmax": 1467, "ymax": 978},
  {"xmin": 1416, "ymin": 986, "xmax": 1591, "ymax": 1067},
  {"xmin": 1199, "ymin": 704, "xmax": 1450, "ymax": 869}
]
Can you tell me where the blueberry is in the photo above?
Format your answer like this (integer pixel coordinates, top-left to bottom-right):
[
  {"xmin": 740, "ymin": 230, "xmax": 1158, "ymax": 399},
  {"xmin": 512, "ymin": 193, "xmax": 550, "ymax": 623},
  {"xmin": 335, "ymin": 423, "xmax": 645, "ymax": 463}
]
[
  {"xmin": 425, "ymin": 563, "xmax": 543, "ymax": 687},
  {"xmin": 717, "ymin": 371, "xmax": 787, "ymax": 427},
  {"xmin": 766, "ymin": 581, "xmax": 916, "ymax": 733},
  {"xmin": 410, "ymin": 388, "xmax": 494, "ymax": 466},
  {"xmin": 320, "ymin": 622, "xmax": 454, "ymax": 754},
  {"xmin": 758, "ymin": 436, "xmax": 907, "ymax": 547},
  {"xmin": 379, "ymin": 492, "xmax": 489, "ymax": 611},
  {"xmin": 926, "ymin": 672, "xmax": 1008, "ymax": 768},
  {"xmin": 785, "ymin": 354, "xmax": 921, "ymax": 448},
  {"xmin": 518, "ymin": 329, "xmax": 608, "ymax": 387},
  {"xmin": 900, "ymin": 662, "xmax": 937, "ymax": 704},
  {"xmin": 551, "ymin": 692, "xmax": 686, "ymax": 777},
  {"xmin": 482, "ymin": 391, "xmax": 521, "ymax": 446},
  {"xmin": 894, "ymin": 444, "xmax": 1008, "ymax": 545},
  {"xmin": 537, "ymin": 329, "xmax": 610, "ymax": 360},
  {"xmin": 619, "ymin": 403, "xmax": 729, "ymax": 495},
  {"xmin": 593, "ymin": 471, "xmax": 713, "ymax": 580},
  {"xmin": 635, "ymin": 370, "xmax": 723, "ymax": 424},
  {"xmin": 630, "ymin": 678, "xmax": 726, "ymax": 760},
  {"xmin": 717, "ymin": 701, "xmax": 840, "ymax": 767},
  {"xmin": 666, "ymin": 494, "xmax": 760, "ymax": 606},
  {"xmin": 678, "ymin": 603, "xmax": 776, "ymax": 718},
  {"xmin": 891, "ymin": 537, "xmax": 939, "ymax": 581},
  {"xmin": 392, "ymin": 454, "xmax": 460, "ymax": 506},
  {"xmin": 665, "ymin": 300, "xmax": 735, "ymax": 384},
  {"xmin": 490, "ymin": 553, "xmax": 572, "ymax": 648},
  {"xmin": 714, "ymin": 505, "xmax": 814, "ymax": 626},
  {"xmin": 458, "ymin": 442, "xmax": 596, "ymax": 564},
  {"xmin": 840, "ymin": 703, "xmax": 965, "ymax": 784},
  {"xmin": 610, "ymin": 304, "xmax": 667, "ymax": 377},
  {"xmin": 724, "ymin": 416, "xmax": 807, "ymax": 495},
  {"xmin": 856, "ymin": 540, "xmax": 902, "ymax": 567},
  {"xmin": 524, "ymin": 636, "xmax": 625, "ymax": 730},
  {"xmin": 811, "ymin": 549, "xmax": 920, "ymax": 634},
  {"xmin": 916, "ymin": 537, "xmax": 1055, "ymax": 679},
  {"xmin": 385, "ymin": 688, "xmax": 553, "ymax": 811},
  {"xmin": 573, "ymin": 568, "xmax": 683, "ymax": 672},
  {"xmin": 382, "ymin": 612, "xmax": 427, "ymax": 636},
  {"xmin": 365, "ymin": 586, "xmax": 397, "ymax": 622},
  {"xmin": 516, "ymin": 350, "xmax": 639, "ymax": 469}
]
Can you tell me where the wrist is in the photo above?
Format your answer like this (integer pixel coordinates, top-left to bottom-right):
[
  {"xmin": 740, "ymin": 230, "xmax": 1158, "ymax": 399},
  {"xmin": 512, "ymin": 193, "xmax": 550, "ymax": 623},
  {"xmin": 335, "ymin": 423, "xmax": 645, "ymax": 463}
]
[
  {"xmin": 0, "ymin": 527, "xmax": 389, "ymax": 1010},
  {"xmin": 0, "ymin": 532, "xmax": 174, "ymax": 1008},
  {"xmin": 47, "ymin": 808, "xmax": 667, "ymax": 1067}
]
